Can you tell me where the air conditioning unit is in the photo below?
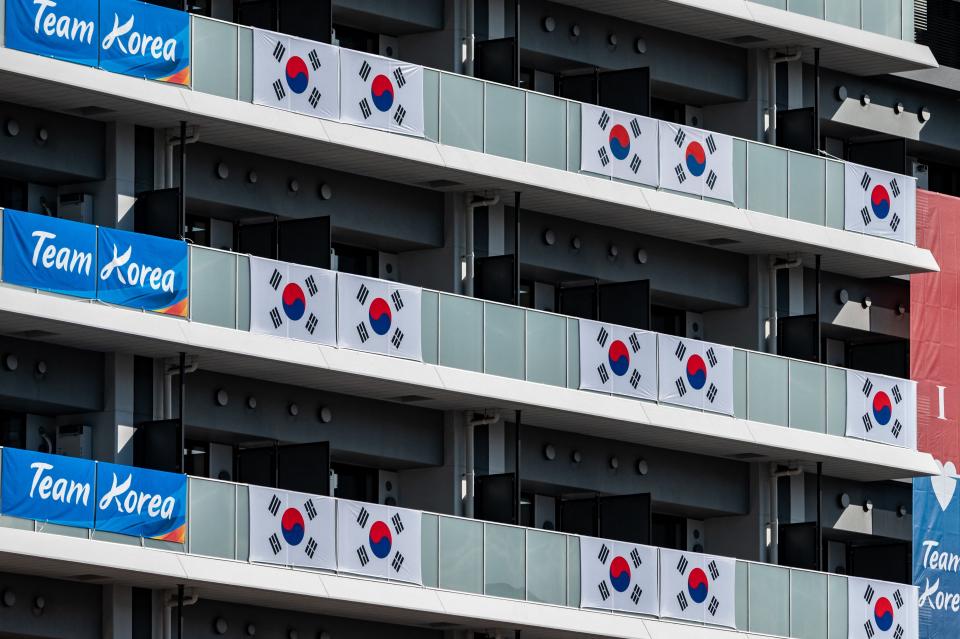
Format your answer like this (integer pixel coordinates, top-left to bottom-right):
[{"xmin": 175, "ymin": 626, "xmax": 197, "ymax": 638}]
[
  {"xmin": 686, "ymin": 518, "xmax": 706, "ymax": 553},
  {"xmin": 684, "ymin": 106, "xmax": 705, "ymax": 129},
  {"xmin": 379, "ymin": 252, "xmax": 399, "ymax": 282},
  {"xmin": 378, "ymin": 470, "xmax": 399, "ymax": 506},
  {"xmin": 57, "ymin": 193, "xmax": 94, "ymax": 224},
  {"xmin": 685, "ymin": 312, "xmax": 705, "ymax": 340},
  {"xmin": 56, "ymin": 424, "xmax": 92, "ymax": 459},
  {"xmin": 379, "ymin": 35, "xmax": 400, "ymax": 59}
]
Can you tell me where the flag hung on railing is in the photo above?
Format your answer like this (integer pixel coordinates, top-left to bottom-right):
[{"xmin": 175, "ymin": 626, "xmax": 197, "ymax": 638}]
[
  {"xmin": 848, "ymin": 576, "xmax": 918, "ymax": 639},
  {"xmin": 578, "ymin": 318, "xmax": 657, "ymax": 400},
  {"xmin": 580, "ymin": 103, "xmax": 659, "ymax": 187},
  {"xmin": 249, "ymin": 256, "xmax": 336, "ymax": 345},
  {"xmin": 336, "ymin": 499, "xmax": 422, "ymax": 584},
  {"xmin": 336, "ymin": 272, "xmax": 422, "ymax": 361},
  {"xmin": 253, "ymin": 28, "xmax": 340, "ymax": 121},
  {"xmin": 248, "ymin": 485, "xmax": 336, "ymax": 570},
  {"xmin": 844, "ymin": 162, "xmax": 916, "ymax": 244},
  {"xmin": 659, "ymin": 548, "xmax": 736, "ymax": 628},
  {"xmin": 658, "ymin": 121, "xmax": 734, "ymax": 202},
  {"xmin": 845, "ymin": 370, "xmax": 917, "ymax": 449},
  {"xmin": 580, "ymin": 535, "xmax": 659, "ymax": 615},
  {"xmin": 339, "ymin": 48, "xmax": 424, "ymax": 137},
  {"xmin": 657, "ymin": 334, "xmax": 734, "ymax": 415}
]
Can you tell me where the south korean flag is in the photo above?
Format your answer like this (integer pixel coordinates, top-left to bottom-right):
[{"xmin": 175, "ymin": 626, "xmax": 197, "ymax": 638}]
[
  {"xmin": 579, "ymin": 535, "xmax": 658, "ymax": 616},
  {"xmin": 336, "ymin": 499, "xmax": 422, "ymax": 584},
  {"xmin": 249, "ymin": 257, "xmax": 336, "ymax": 346},
  {"xmin": 248, "ymin": 486, "xmax": 336, "ymax": 570},
  {"xmin": 339, "ymin": 48, "xmax": 424, "ymax": 137},
  {"xmin": 848, "ymin": 577, "xmax": 917, "ymax": 639},
  {"xmin": 658, "ymin": 121, "xmax": 734, "ymax": 203},
  {"xmin": 659, "ymin": 548, "xmax": 736, "ymax": 629},
  {"xmin": 252, "ymin": 28, "xmax": 340, "ymax": 120},
  {"xmin": 845, "ymin": 370, "xmax": 917, "ymax": 449},
  {"xmin": 336, "ymin": 272, "xmax": 422, "ymax": 361},
  {"xmin": 580, "ymin": 103, "xmax": 658, "ymax": 187},
  {"xmin": 578, "ymin": 319, "xmax": 656, "ymax": 401},
  {"xmin": 844, "ymin": 162, "xmax": 916, "ymax": 244},
  {"xmin": 657, "ymin": 334, "xmax": 734, "ymax": 415}
]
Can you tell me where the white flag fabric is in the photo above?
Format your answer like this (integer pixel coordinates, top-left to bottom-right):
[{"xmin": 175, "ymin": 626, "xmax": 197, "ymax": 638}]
[
  {"xmin": 336, "ymin": 272, "xmax": 422, "ymax": 361},
  {"xmin": 579, "ymin": 536, "xmax": 658, "ymax": 615},
  {"xmin": 848, "ymin": 577, "xmax": 918, "ymax": 639},
  {"xmin": 844, "ymin": 163, "xmax": 916, "ymax": 244},
  {"xmin": 336, "ymin": 499, "xmax": 422, "ymax": 584},
  {"xmin": 846, "ymin": 370, "xmax": 917, "ymax": 449},
  {"xmin": 578, "ymin": 319, "xmax": 656, "ymax": 400},
  {"xmin": 657, "ymin": 335, "xmax": 734, "ymax": 415},
  {"xmin": 248, "ymin": 485, "xmax": 336, "ymax": 570},
  {"xmin": 253, "ymin": 28, "xmax": 340, "ymax": 121},
  {"xmin": 249, "ymin": 256, "xmax": 336, "ymax": 345},
  {"xmin": 340, "ymin": 48, "xmax": 424, "ymax": 137},
  {"xmin": 659, "ymin": 548, "xmax": 736, "ymax": 628},
  {"xmin": 658, "ymin": 121, "xmax": 733, "ymax": 202},
  {"xmin": 580, "ymin": 104, "xmax": 658, "ymax": 187}
]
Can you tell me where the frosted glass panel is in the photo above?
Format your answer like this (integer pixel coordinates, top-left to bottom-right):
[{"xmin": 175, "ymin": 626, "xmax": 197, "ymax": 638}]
[
  {"xmin": 828, "ymin": 575, "xmax": 848, "ymax": 639},
  {"xmin": 439, "ymin": 516, "xmax": 483, "ymax": 593},
  {"xmin": 439, "ymin": 294, "xmax": 483, "ymax": 372},
  {"xmin": 788, "ymin": 0, "xmax": 824, "ymax": 18},
  {"xmin": 235, "ymin": 484, "xmax": 248, "ymax": 561},
  {"xmin": 526, "ymin": 311, "xmax": 566, "ymax": 386},
  {"xmin": 424, "ymin": 69, "xmax": 440, "ymax": 142},
  {"xmin": 790, "ymin": 152, "xmax": 826, "ymax": 225},
  {"xmin": 527, "ymin": 530, "xmax": 566, "ymax": 605},
  {"xmin": 440, "ymin": 74, "xmax": 484, "ymax": 152},
  {"xmin": 421, "ymin": 513, "xmax": 439, "ymax": 588},
  {"xmin": 790, "ymin": 360, "xmax": 826, "ymax": 433},
  {"xmin": 566, "ymin": 535, "xmax": 580, "ymax": 607},
  {"xmin": 188, "ymin": 478, "xmax": 236, "ymax": 559},
  {"xmin": 862, "ymin": 0, "xmax": 901, "ymax": 37},
  {"xmin": 237, "ymin": 255, "xmax": 250, "ymax": 331},
  {"xmin": 791, "ymin": 569, "xmax": 828, "ymax": 639},
  {"xmin": 421, "ymin": 290, "xmax": 439, "ymax": 365},
  {"xmin": 566, "ymin": 318, "xmax": 580, "ymax": 389},
  {"xmin": 826, "ymin": 160, "xmax": 845, "ymax": 229},
  {"xmin": 733, "ymin": 138, "xmax": 747, "ymax": 210},
  {"xmin": 190, "ymin": 247, "xmax": 237, "ymax": 329},
  {"xmin": 484, "ymin": 523, "xmax": 525, "ymax": 599},
  {"xmin": 527, "ymin": 93, "xmax": 567, "ymax": 170},
  {"xmin": 193, "ymin": 18, "xmax": 238, "ymax": 99},
  {"xmin": 748, "ymin": 563, "xmax": 790, "ymax": 636},
  {"xmin": 734, "ymin": 349, "xmax": 748, "ymax": 419},
  {"xmin": 747, "ymin": 143, "xmax": 788, "ymax": 217},
  {"xmin": 736, "ymin": 561, "xmax": 749, "ymax": 630},
  {"xmin": 567, "ymin": 102, "xmax": 581, "ymax": 172},
  {"xmin": 826, "ymin": 366, "xmax": 847, "ymax": 436},
  {"xmin": 484, "ymin": 302, "xmax": 524, "ymax": 379},
  {"xmin": 485, "ymin": 83, "xmax": 525, "ymax": 161},
  {"xmin": 748, "ymin": 352, "xmax": 788, "ymax": 426},
  {"xmin": 238, "ymin": 27, "xmax": 253, "ymax": 102},
  {"xmin": 825, "ymin": 0, "xmax": 860, "ymax": 28}
]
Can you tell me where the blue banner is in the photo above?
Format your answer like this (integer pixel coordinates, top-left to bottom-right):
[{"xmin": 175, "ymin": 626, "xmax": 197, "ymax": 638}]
[
  {"xmin": 0, "ymin": 448, "xmax": 96, "ymax": 528},
  {"xmin": 98, "ymin": 0, "xmax": 190, "ymax": 84},
  {"xmin": 97, "ymin": 226, "xmax": 189, "ymax": 316},
  {"xmin": 914, "ymin": 473, "xmax": 960, "ymax": 638},
  {"xmin": 4, "ymin": 0, "xmax": 99, "ymax": 66},
  {"xmin": 95, "ymin": 462, "xmax": 186, "ymax": 541},
  {"xmin": 2, "ymin": 209, "xmax": 97, "ymax": 298}
]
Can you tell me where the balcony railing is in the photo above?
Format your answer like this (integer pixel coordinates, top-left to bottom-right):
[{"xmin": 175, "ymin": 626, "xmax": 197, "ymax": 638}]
[{"xmin": 753, "ymin": 0, "xmax": 915, "ymax": 41}]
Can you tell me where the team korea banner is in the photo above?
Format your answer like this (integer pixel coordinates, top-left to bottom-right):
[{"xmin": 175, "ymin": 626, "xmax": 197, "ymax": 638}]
[
  {"xmin": 659, "ymin": 548, "xmax": 736, "ymax": 628},
  {"xmin": 339, "ymin": 48, "xmax": 424, "ymax": 137},
  {"xmin": 253, "ymin": 28, "xmax": 340, "ymax": 121},
  {"xmin": 249, "ymin": 256, "xmax": 336, "ymax": 345},
  {"xmin": 844, "ymin": 162, "xmax": 917, "ymax": 244},
  {"xmin": 658, "ymin": 334, "xmax": 734, "ymax": 415},
  {"xmin": 336, "ymin": 499, "xmax": 421, "ymax": 584},
  {"xmin": 658, "ymin": 121, "xmax": 733, "ymax": 202},
  {"xmin": 848, "ymin": 576, "xmax": 918, "ymax": 639},
  {"xmin": 580, "ymin": 535, "xmax": 658, "ymax": 616},
  {"xmin": 578, "ymin": 319, "xmax": 656, "ymax": 400},
  {"xmin": 248, "ymin": 485, "xmax": 336, "ymax": 570},
  {"xmin": 846, "ymin": 370, "xmax": 917, "ymax": 449},
  {"xmin": 336, "ymin": 272, "xmax": 422, "ymax": 361},
  {"xmin": 580, "ymin": 104, "xmax": 658, "ymax": 187}
]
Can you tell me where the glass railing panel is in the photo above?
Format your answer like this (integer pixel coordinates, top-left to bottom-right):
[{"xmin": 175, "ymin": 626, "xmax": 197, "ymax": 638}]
[
  {"xmin": 187, "ymin": 477, "xmax": 237, "ymax": 559},
  {"xmin": 747, "ymin": 142, "xmax": 789, "ymax": 218},
  {"xmin": 825, "ymin": 0, "xmax": 861, "ymax": 28},
  {"xmin": 438, "ymin": 515, "xmax": 483, "ymax": 594},
  {"xmin": 748, "ymin": 562, "xmax": 791, "ymax": 636},
  {"xmin": 789, "ymin": 360, "xmax": 827, "ymax": 433},
  {"xmin": 734, "ymin": 349, "xmax": 748, "ymax": 419},
  {"xmin": 736, "ymin": 560, "xmax": 750, "ymax": 631},
  {"xmin": 237, "ymin": 255, "xmax": 250, "ymax": 331},
  {"xmin": 733, "ymin": 138, "xmax": 748, "ymax": 210},
  {"xmin": 526, "ymin": 529, "xmax": 567, "ymax": 605},
  {"xmin": 192, "ymin": 17, "xmax": 239, "ymax": 100},
  {"xmin": 484, "ymin": 522, "xmax": 526, "ymax": 599},
  {"xmin": 566, "ymin": 102, "xmax": 581, "ymax": 172},
  {"xmin": 901, "ymin": 0, "xmax": 914, "ymax": 41},
  {"xmin": 862, "ymin": 0, "xmax": 902, "ymax": 38},
  {"xmin": 828, "ymin": 574, "xmax": 849, "ymax": 639},
  {"xmin": 484, "ymin": 301, "xmax": 525, "ymax": 380},
  {"xmin": 791, "ymin": 568, "xmax": 829, "ymax": 639},
  {"xmin": 424, "ymin": 69, "xmax": 441, "ymax": 143},
  {"xmin": 236, "ymin": 484, "xmax": 249, "ymax": 561},
  {"xmin": 826, "ymin": 159, "xmax": 845, "ymax": 230},
  {"xmin": 92, "ymin": 529, "xmax": 141, "ymax": 545},
  {"xmin": 747, "ymin": 351, "xmax": 789, "ymax": 426},
  {"xmin": 439, "ymin": 294, "xmax": 483, "ymax": 372},
  {"xmin": 421, "ymin": 512, "xmax": 440, "ymax": 588},
  {"xmin": 526, "ymin": 310, "xmax": 567, "ymax": 387},
  {"xmin": 440, "ymin": 73, "xmax": 484, "ymax": 153},
  {"xmin": 0, "ymin": 515, "xmax": 35, "ymax": 531},
  {"xmin": 755, "ymin": 0, "xmax": 787, "ymax": 8},
  {"xmin": 37, "ymin": 522, "xmax": 89, "ymax": 538},
  {"xmin": 484, "ymin": 83, "xmax": 526, "ymax": 162},
  {"xmin": 789, "ymin": 151, "xmax": 827, "ymax": 225},
  {"xmin": 565, "ymin": 317, "xmax": 580, "ymax": 390},
  {"xmin": 238, "ymin": 27, "xmax": 253, "ymax": 103},
  {"xmin": 527, "ymin": 93, "xmax": 567, "ymax": 171},
  {"xmin": 565, "ymin": 534, "xmax": 581, "ymax": 607},
  {"xmin": 189, "ymin": 246, "xmax": 239, "ymax": 329},
  {"xmin": 826, "ymin": 366, "xmax": 847, "ymax": 437},
  {"xmin": 421, "ymin": 290, "xmax": 440, "ymax": 365},
  {"xmin": 788, "ymin": 0, "xmax": 826, "ymax": 18}
]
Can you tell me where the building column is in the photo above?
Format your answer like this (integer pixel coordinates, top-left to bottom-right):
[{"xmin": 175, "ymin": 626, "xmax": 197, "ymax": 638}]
[
  {"xmin": 69, "ymin": 353, "xmax": 135, "ymax": 464},
  {"xmin": 102, "ymin": 585, "xmax": 133, "ymax": 639},
  {"xmin": 397, "ymin": 411, "xmax": 466, "ymax": 515},
  {"xmin": 95, "ymin": 122, "xmax": 137, "ymax": 231}
]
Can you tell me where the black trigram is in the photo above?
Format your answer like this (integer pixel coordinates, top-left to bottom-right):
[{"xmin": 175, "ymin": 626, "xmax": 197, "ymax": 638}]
[
  {"xmin": 305, "ymin": 313, "xmax": 318, "ymax": 334},
  {"xmin": 707, "ymin": 596, "xmax": 719, "ymax": 616},
  {"xmin": 391, "ymin": 290, "xmax": 404, "ymax": 311},
  {"xmin": 675, "ymin": 341, "xmax": 688, "ymax": 360},
  {"xmin": 268, "ymin": 494, "xmax": 281, "ymax": 516},
  {"xmin": 305, "ymin": 275, "xmax": 318, "ymax": 296},
  {"xmin": 892, "ymin": 385, "xmax": 903, "ymax": 404},
  {"xmin": 674, "ymin": 128, "xmax": 686, "ymax": 148},
  {"xmin": 393, "ymin": 67, "xmax": 406, "ymax": 88},
  {"xmin": 864, "ymin": 584, "xmax": 876, "ymax": 604},
  {"xmin": 598, "ymin": 147, "xmax": 610, "ymax": 167},
  {"xmin": 861, "ymin": 172, "xmax": 872, "ymax": 191},
  {"xmin": 357, "ymin": 546, "xmax": 370, "ymax": 566},
  {"xmin": 674, "ymin": 163, "xmax": 687, "ymax": 183},
  {"xmin": 677, "ymin": 555, "xmax": 689, "ymax": 574},
  {"xmin": 630, "ymin": 118, "xmax": 641, "ymax": 138},
  {"xmin": 305, "ymin": 537, "xmax": 317, "ymax": 558},
  {"xmin": 890, "ymin": 179, "xmax": 901, "ymax": 198},
  {"xmin": 391, "ymin": 552, "xmax": 405, "ymax": 572},
  {"xmin": 675, "ymin": 378, "xmax": 688, "ymax": 397},
  {"xmin": 864, "ymin": 620, "xmax": 876, "ymax": 639},
  {"xmin": 706, "ymin": 347, "xmax": 718, "ymax": 367},
  {"xmin": 269, "ymin": 269, "xmax": 282, "ymax": 290},
  {"xmin": 269, "ymin": 307, "xmax": 282, "ymax": 329},
  {"xmin": 630, "ymin": 548, "xmax": 642, "ymax": 568},
  {"xmin": 394, "ymin": 105, "xmax": 407, "ymax": 126},
  {"xmin": 677, "ymin": 591, "xmax": 689, "ymax": 611},
  {"xmin": 598, "ymin": 111, "xmax": 610, "ymax": 130},
  {"xmin": 356, "ymin": 323, "xmax": 370, "ymax": 343},
  {"xmin": 308, "ymin": 49, "xmax": 320, "ymax": 70},
  {"xmin": 708, "ymin": 560, "xmax": 719, "ymax": 580},
  {"xmin": 705, "ymin": 170, "xmax": 718, "ymax": 190},
  {"xmin": 304, "ymin": 499, "xmax": 317, "ymax": 520},
  {"xmin": 272, "ymin": 79, "xmax": 286, "ymax": 101},
  {"xmin": 862, "ymin": 379, "xmax": 874, "ymax": 396},
  {"xmin": 359, "ymin": 60, "xmax": 372, "ymax": 82},
  {"xmin": 862, "ymin": 414, "xmax": 874, "ymax": 432},
  {"xmin": 598, "ymin": 544, "xmax": 611, "ymax": 564},
  {"xmin": 356, "ymin": 284, "xmax": 370, "ymax": 305},
  {"xmin": 356, "ymin": 506, "xmax": 370, "ymax": 528},
  {"xmin": 272, "ymin": 41, "xmax": 286, "ymax": 62},
  {"xmin": 597, "ymin": 363, "xmax": 610, "ymax": 384},
  {"xmin": 598, "ymin": 581, "xmax": 611, "ymax": 601},
  {"xmin": 893, "ymin": 625, "xmax": 904, "ymax": 639},
  {"xmin": 892, "ymin": 420, "xmax": 903, "ymax": 439},
  {"xmin": 308, "ymin": 87, "xmax": 321, "ymax": 108},
  {"xmin": 706, "ymin": 134, "xmax": 717, "ymax": 154},
  {"xmin": 890, "ymin": 214, "xmax": 901, "ymax": 232},
  {"xmin": 359, "ymin": 98, "xmax": 372, "ymax": 119},
  {"xmin": 269, "ymin": 532, "xmax": 282, "ymax": 555},
  {"xmin": 893, "ymin": 589, "xmax": 904, "ymax": 608},
  {"xmin": 706, "ymin": 383, "xmax": 718, "ymax": 403},
  {"xmin": 629, "ymin": 155, "xmax": 641, "ymax": 173},
  {"xmin": 861, "ymin": 206, "xmax": 872, "ymax": 226},
  {"xmin": 629, "ymin": 334, "xmax": 641, "ymax": 352},
  {"xmin": 391, "ymin": 513, "xmax": 405, "ymax": 534},
  {"xmin": 630, "ymin": 584, "xmax": 642, "ymax": 605},
  {"xmin": 629, "ymin": 369, "xmax": 641, "ymax": 389},
  {"xmin": 597, "ymin": 327, "xmax": 609, "ymax": 347},
  {"xmin": 391, "ymin": 328, "xmax": 404, "ymax": 349}
]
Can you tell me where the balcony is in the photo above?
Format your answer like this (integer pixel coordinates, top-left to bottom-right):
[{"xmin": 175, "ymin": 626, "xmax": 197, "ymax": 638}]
[{"xmin": 0, "ymin": 449, "xmax": 917, "ymax": 639}]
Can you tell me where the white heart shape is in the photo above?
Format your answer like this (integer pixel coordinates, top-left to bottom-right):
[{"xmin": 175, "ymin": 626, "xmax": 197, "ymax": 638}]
[{"xmin": 930, "ymin": 459, "xmax": 958, "ymax": 512}]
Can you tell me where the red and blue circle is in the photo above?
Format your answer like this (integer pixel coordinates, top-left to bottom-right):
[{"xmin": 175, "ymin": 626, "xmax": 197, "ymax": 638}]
[
  {"xmin": 282, "ymin": 283, "xmax": 306, "ymax": 321},
  {"xmin": 609, "ymin": 556, "xmax": 631, "ymax": 592},
  {"xmin": 371, "ymin": 74, "xmax": 395, "ymax": 112},
  {"xmin": 608, "ymin": 340, "xmax": 630, "ymax": 377},
  {"xmin": 871, "ymin": 185, "xmax": 891, "ymax": 220},
  {"xmin": 685, "ymin": 141, "xmax": 707, "ymax": 177},
  {"xmin": 686, "ymin": 354, "xmax": 707, "ymax": 390},
  {"xmin": 369, "ymin": 520, "xmax": 393, "ymax": 559},
  {"xmin": 874, "ymin": 597, "xmax": 894, "ymax": 632},
  {"xmin": 285, "ymin": 56, "xmax": 309, "ymax": 94},
  {"xmin": 280, "ymin": 507, "xmax": 305, "ymax": 546},
  {"xmin": 873, "ymin": 391, "xmax": 893, "ymax": 426},
  {"xmin": 608, "ymin": 124, "xmax": 630, "ymax": 161},
  {"xmin": 369, "ymin": 298, "xmax": 392, "ymax": 335},
  {"xmin": 688, "ymin": 567, "xmax": 709, "ymax": 604}
]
